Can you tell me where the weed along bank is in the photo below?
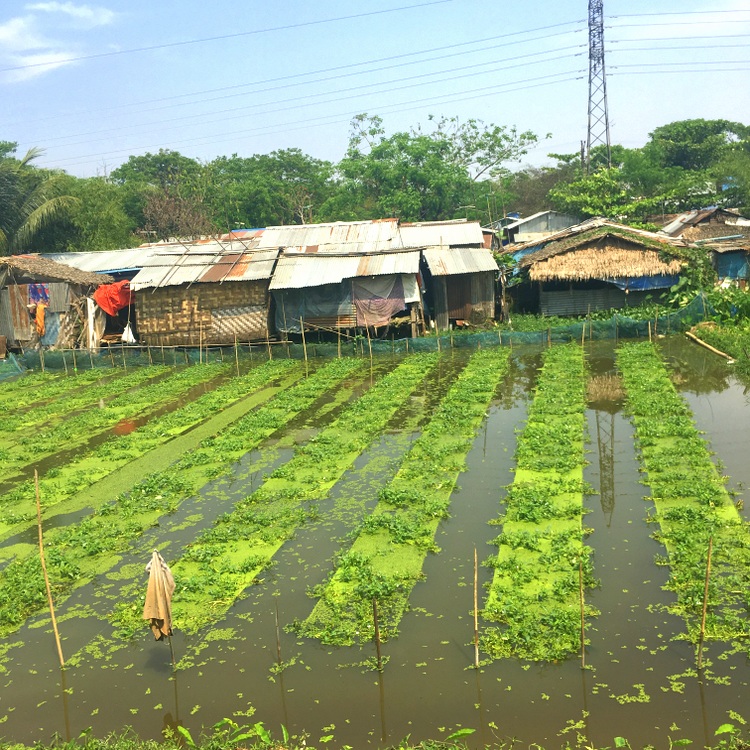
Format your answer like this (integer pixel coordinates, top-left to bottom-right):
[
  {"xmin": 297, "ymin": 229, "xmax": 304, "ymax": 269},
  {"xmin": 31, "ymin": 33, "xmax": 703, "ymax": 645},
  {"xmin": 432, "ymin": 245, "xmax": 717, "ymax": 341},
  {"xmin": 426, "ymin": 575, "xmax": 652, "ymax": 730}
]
[{"xmin": 4, "ymin": 330, "xmax": 750, "ymax": 749}]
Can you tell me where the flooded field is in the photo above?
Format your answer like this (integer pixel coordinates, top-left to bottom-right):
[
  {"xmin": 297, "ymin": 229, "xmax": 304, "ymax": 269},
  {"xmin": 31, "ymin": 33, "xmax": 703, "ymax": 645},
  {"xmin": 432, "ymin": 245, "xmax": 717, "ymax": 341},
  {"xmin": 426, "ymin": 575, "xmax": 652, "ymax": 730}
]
[{"xmin": 1, "ymin": 337, "xmax": 750, "ymax": 749}]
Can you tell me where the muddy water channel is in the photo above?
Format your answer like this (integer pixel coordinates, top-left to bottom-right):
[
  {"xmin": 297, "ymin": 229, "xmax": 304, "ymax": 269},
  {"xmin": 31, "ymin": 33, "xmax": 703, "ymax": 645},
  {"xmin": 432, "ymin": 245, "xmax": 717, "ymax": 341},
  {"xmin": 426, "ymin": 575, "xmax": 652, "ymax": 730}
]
[{"xmin": 2, "ymin": 339, "xmax": 750, "ymax": 748}]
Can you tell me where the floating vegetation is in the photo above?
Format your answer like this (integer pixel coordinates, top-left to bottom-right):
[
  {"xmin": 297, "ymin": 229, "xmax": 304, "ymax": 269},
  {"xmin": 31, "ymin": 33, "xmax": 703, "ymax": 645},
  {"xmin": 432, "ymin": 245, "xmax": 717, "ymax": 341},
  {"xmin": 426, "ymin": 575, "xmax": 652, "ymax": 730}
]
[
  {"xmin": 0, "ymin": 359, "xmax": 300, "ymax": 542},
  {"xmin": 296, "ymin": 348, "xmax": 511, "ymax": 646},
  {"xmin": 482, "ymin": 342, "xmax": 595, "ymax": 662},
  {"xmin": 0, "ymin": 363, "xmax": 229, "ymax": 481},
  {"xmin": 0, "ymin": 358, "xmax": 363, "ymax": 637},
  {"xmin": 617, "ymin": 342, "xmax": 750, "ymax": 648},
  {"xmin": 163, "ymin": 352, "xmax": 440, "ymax": 636}
]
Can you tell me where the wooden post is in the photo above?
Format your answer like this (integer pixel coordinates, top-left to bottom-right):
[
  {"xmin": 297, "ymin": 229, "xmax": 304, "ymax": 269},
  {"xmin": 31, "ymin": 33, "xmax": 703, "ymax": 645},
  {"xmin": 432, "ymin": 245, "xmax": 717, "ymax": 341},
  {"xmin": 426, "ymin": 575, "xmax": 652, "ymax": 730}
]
[
  {"xmin": 373, "ymin": 598, "xmax": 383, "ymax": 672},
  {"xmin": 234, "ymin": 335, "xmax": 240, "ymax": 377},
  {"xmin": 654, "ymin": 307, "xmax": 659, "ymax": 337},
  {"xmin": 146, "ymin": 346, "xmax": 153, "ymax": 366},
  {"xmin": 579, "ymin": 556, "xmax": 585, "ymax": 669},
  {"xmin": 62, "ymin": 349, "xmax": 69, "ymax": 375},
  {"xmin": 161, "ymin": 343, "xmax": 165, "ymax": 364},
  {"xmin": 697, "ymin": 536, "xmax": 713, "ymax": 670},
  {"xmin": 648, "ymin": 321, "xmax": 652, "ymax": 342},
  {"xmin": 88, "ymin": 348, "xmax": 95, "ymax": 369},
  {"xmin": 40, "ymin": 347, "xmax": 45, "ymax": 373},
  {"xmin": 363, "ymin": 313, "xmax": 373, "ymax": 368},
  {"xmin": 121, "ymin": 345, "xmax": 126, "ymax": 371},
  {"xmin": 72, "ymin": 348, "xmax": 78, "ymax": 371},
  {"xmin": 473, "ymin": 548, "xmax": 480, "ymax": 669},
  {"xmin": 35, "ymin": 471, "xmax": 65, "ymax": 669},
  {"xmin": 337, "ymin": 326, "xmax": 342, "ymax": 359}
]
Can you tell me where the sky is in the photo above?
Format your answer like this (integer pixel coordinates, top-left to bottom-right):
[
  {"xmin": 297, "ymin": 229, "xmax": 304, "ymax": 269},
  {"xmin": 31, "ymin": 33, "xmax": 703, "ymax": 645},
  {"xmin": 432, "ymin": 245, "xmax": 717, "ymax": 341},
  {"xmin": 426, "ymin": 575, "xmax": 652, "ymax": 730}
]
[{"xmin": 1, "ymin": 0, "xmax": 749, "ymax": 178}]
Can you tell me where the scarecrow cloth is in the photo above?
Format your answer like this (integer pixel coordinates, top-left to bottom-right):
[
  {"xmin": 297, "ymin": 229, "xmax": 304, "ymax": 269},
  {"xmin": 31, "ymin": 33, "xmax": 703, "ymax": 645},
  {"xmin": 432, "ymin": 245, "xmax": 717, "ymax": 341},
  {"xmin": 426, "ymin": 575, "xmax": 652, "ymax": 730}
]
[{"xmin": 143, "ymin": 550, "xmax": 175, "ymax": 641}]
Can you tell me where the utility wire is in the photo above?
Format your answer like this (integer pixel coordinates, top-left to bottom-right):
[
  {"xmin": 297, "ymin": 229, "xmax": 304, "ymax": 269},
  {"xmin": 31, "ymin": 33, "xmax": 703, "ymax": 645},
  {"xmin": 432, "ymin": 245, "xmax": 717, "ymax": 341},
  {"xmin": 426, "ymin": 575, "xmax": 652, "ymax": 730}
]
[
  {"xmin": 43, "ymin": 70, "xmax": 586, "ymax": 170},
  {"xmin": 37, "ymin": 46, "xmax": 585, "ymax": 147},
  {"xmin": 6, "ymin": 21, "xmax": 585, "ymax": 126},
  {"xmin": 0, "ymin": 0, "xmax": 454, "ymax": 74}
]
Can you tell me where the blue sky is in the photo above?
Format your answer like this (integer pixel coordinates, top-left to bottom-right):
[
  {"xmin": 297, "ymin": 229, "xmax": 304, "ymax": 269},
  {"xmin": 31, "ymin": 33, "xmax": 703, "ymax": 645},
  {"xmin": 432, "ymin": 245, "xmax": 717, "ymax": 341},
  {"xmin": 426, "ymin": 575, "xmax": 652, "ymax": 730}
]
[{"xmin": 2, "ymin": 0, "xmax": 749, "ymax": 177}]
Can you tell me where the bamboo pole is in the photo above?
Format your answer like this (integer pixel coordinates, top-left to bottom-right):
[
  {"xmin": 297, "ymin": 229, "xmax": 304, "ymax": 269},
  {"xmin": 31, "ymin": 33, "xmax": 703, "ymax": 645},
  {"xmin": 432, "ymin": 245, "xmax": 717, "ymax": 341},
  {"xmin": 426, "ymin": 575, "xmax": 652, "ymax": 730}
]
[
  {"xmin": 654, "ymin": 307, "xmax": 659, "ymax": 337},
  {"xmin": 697, "ymin": 536, "xmax": 713, "ymax": 670},
  {"xmin": 299, "ymin": 316, "xmax": 309, "ymax": 373},
  {"xmin": 579, "ymin": 557, "xmax": 585, "ymax": 669},
  {"xmin": 72, "ymin": 348, "xmax": 78, "ymax": 371},
  {"xmin": 34, "ymin": 471, "xmax": 65, "ymax": 669},
  {"xmin": 121, "ymin": 345, "xmax": 126, "ymax": 370},
  {"xmin": 88, "ymin": 348, "xmax": 95, "ymax": 369},
  {"xmin": 473, "ymin": 548, "xmax": 480, "ymax": 669},
  {"xmin": 62, "ymin": 349, "xmax": 69, "ymax": 375},
  {"xmin": 146, "ymin": 346, "xmax": 153, "ymax": 366},
  {"xmin": 199, "ymin": 321, "xmax": 203, "ymax": 364},
  {"xmin": 363, "ymin": 313, "xmax": 373, "ymax": 368},
  {"xmin": 337, "ymin": 326, "xmax": 342, "ymax": 359},
  {"xmin": 234, "ymin": 335, "xmax": 240, "ymax": 377},
  {"xmin": 275, "ymin": 600, "xmax": 283, "ymax": 665},
  {"xmin": 648, "ymin": 321, "xmax": 652, "ymax": 342},
  {"xmin": 373, "ymin": 598, "xmax": 383, "ymax": 672},
  {"xmin": 40, "ymin": 347, "xmax": 45, "ymax": 373},
  {"xmin": 685, "ymin": 331, "xmax": 734, "ymax": 361}
]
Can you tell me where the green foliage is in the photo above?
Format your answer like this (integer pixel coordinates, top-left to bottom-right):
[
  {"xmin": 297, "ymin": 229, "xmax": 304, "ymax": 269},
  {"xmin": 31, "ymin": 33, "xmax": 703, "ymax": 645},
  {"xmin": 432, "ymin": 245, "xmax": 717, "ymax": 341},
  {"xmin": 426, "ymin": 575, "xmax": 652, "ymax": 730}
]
[
  {"xmin": 0, "ymin": 145, "xmax": 79, "ymax": 254},
  {"xmin": 483, "ymin": 343, "xmax": 594, "ymax": 662}
]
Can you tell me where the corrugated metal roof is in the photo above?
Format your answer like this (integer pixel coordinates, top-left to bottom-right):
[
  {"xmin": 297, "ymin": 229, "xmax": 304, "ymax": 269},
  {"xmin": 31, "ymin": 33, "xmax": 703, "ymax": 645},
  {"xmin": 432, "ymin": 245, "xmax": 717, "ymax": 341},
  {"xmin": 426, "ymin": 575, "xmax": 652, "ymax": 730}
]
[
  {"xmin": 41, "ymin": 249, "xmax": 156, "ymax": 275},
  {"xmin": 399, "ymin": 220, "xmax": 484, "ymax": 248},
  {"xmin": 258, "ymin": 220, "xmax": 400, "ymax": 253},
  {"xmin": 269, "ymin": 250, "xmax": 420, "ymax": 290},
  {"xmin": 422, "ymin": 247, "xmax": 498, "ymax": 276},
  {"xmin": 130, "ymin": 242, "xmax": 278, "ymax": 291}
]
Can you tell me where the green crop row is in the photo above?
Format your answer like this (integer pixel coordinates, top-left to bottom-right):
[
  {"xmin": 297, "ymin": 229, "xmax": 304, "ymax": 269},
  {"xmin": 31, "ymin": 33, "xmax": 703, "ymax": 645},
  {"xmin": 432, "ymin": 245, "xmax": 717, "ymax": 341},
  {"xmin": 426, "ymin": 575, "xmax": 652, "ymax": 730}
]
[
  {"xmin": 1, "ymin": 368, "xmax": 162, "ymax": 434},
  {"xmin": 616, "ymin": 342, "xmax": 750, "ymax": 646},
  {"xmin": 0, "ymin": 359, "xmax": 301, "ymax": 543},
  {"xmin": 296, "ymin": 347, "xmax": 511, "ymax": 646},
  {"xmin": 0, "ymin": 367, "xmax": 119, "ymax": 412},
  {"xmin": 482, "ymin": 342, "xmax": 595, "ymax": 662},
  {"xmin": 122, "ymin": 352, "xmax": 442, "ymax": 637},
  {"xmin": 0, "ymin": 363, "xmax": 228, "ymax": 480},
  {"xmin": 0, "ymin": 357, "xmax": 364, "ymax": 637}
]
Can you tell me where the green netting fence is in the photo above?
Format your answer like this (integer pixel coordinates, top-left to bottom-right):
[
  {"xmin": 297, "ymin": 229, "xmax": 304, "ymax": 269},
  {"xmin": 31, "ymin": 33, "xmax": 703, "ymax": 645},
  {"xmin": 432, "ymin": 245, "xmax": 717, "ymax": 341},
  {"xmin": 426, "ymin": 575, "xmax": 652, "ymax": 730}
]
[{"xmin": 2, "ymin": 294, "xmax": 713, "ymax": 379}]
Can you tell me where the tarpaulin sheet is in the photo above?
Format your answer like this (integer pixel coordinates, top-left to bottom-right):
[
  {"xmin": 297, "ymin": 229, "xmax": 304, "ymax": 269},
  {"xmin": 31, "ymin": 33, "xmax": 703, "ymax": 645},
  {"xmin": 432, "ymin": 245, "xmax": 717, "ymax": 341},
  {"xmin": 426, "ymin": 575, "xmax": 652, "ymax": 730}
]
[
  {"xmin": 717, "ymin": 252, "xmax": 750, "ymax": 280},
  {"xmin": 600, "ymin": 274, "xmax": 679, "ymax": 291},
  {"xmin": 273, "ymin": 283, "xmax": 355, "ymax": 333},
  {"xmin": 94, "ymin": 280, "xmax": 134, "ymax": 316},
  {"xmin": 352, "ymin": 275, "xmax": 405, "ymax": 327},
  {"xmin": 28, "ymin": 283, "xmax": 49, "ymax": 305}
]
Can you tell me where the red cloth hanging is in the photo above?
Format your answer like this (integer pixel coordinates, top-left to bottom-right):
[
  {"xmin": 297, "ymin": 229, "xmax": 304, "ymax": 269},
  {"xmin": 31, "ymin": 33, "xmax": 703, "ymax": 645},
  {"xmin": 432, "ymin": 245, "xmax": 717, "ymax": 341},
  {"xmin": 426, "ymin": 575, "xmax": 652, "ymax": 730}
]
[{"xmin": 93, "ymin": 280, "xmax": 134, "ymax": 316}]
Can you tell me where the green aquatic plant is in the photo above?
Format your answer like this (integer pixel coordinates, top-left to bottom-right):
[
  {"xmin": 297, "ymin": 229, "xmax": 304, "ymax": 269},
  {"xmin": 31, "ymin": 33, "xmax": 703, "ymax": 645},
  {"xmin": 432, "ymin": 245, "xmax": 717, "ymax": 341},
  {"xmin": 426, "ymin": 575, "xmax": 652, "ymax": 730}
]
[
  {"xmin": 165, "ymin": 352, "xmax": 440, "ymax": 635},
  {"xmin": 617, "ymin": 341, "xmax": 750, "ymax": 649},
  {"xmin": 482, "ymin": 342, "xmax": 596, "ymax": 662},
  {"xmin": 297, "ymin": 348, "xmax": 511, "ymax": 646},
  {"xmin": 0, "ymin": 358, "xmax": 364, "ymax": 637}
]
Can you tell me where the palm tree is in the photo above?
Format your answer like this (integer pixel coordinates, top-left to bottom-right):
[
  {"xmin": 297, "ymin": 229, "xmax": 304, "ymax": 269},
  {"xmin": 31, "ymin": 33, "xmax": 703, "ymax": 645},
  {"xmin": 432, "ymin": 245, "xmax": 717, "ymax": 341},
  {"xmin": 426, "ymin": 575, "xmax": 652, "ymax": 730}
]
[{"xmin": 0, "ymin": 147, "xmax": 79, "ymax": 255}]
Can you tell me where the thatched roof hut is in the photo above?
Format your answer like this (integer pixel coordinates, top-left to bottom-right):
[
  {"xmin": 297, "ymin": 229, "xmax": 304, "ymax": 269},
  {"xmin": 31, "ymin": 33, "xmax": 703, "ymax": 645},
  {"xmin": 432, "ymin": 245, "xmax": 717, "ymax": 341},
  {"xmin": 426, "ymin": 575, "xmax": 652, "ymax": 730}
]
[
  {"xmin": 0, "ymin": 255, "xmax": 113, "ymax": 287},
  {"xmin": 511, "ymin": 219, "xmax": 688, "ymax": 315}
]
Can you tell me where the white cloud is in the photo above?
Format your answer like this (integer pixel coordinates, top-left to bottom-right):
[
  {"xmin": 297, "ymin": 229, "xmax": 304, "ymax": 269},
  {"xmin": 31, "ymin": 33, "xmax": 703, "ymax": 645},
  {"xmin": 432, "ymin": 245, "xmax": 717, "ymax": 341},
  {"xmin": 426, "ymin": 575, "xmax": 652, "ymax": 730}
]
[
  {"xmin": 0, "ymin": 2, "xmax": 117, "ymax": 83},
  {"xmin": 25, "ymin": 2, "xmax": 117, "ymax": 28}
]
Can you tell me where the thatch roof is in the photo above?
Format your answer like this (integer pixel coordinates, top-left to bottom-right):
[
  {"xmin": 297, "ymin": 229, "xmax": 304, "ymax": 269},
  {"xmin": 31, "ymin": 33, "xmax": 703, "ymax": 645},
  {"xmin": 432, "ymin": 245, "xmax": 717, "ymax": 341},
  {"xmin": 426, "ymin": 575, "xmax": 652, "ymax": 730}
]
[
  {"xmin": 517, "ymin": 219, "xmax": 686, "ymax": 282},
  {"xmin": 0, "ymin": 255, "xmax": 113, "ymax": 287},
  {"xmin": 528, "ymin": 244, "xmax": 683, "ymax": 282}
]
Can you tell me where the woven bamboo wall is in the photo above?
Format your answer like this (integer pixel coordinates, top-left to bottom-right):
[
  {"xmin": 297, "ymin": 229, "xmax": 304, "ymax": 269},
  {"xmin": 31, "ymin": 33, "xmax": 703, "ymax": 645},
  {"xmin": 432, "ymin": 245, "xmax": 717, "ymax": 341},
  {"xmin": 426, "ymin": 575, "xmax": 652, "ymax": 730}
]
[{"xmin": 135, "ymin": 281, "xmax": 270, "ymax": 346}]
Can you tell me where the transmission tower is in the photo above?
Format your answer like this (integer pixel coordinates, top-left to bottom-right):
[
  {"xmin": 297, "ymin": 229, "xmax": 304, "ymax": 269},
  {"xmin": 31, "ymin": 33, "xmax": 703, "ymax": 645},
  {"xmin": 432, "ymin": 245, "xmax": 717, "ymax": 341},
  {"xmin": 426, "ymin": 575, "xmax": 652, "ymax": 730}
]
[{"xmin": 586, "ymin": 0, "xmax": 611, "ymax": 172}]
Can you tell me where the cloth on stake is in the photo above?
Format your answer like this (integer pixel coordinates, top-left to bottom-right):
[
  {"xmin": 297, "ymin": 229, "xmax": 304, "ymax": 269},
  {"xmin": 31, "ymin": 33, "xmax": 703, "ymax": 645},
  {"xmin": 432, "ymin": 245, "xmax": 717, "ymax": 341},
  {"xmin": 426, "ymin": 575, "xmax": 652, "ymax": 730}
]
[{"xmin": 143, "ymin": 550, "xmax": 175, "ymax": 641}]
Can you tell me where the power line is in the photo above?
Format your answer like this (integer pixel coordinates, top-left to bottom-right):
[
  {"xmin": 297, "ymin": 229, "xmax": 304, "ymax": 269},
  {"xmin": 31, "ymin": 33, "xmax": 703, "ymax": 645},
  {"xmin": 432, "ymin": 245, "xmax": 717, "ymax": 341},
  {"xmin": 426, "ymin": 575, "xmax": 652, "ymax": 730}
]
[
  {"xmin": 6, "ymin": 21, "xmax": 585, "ymax": 127},
  {"xmin": 607, "ymin": 9, "xmax": 750, "ymax": 17},
  {"xmin": 36, "ymin": 46, "xmax": 585, "ymax": 148},
  {"xmin": 42, "ymin": 70, "xmax": 586, "ymax": 171},
  {"xmin": 0, "ymin": 0, "xmax": 455, "ymax": 74}
]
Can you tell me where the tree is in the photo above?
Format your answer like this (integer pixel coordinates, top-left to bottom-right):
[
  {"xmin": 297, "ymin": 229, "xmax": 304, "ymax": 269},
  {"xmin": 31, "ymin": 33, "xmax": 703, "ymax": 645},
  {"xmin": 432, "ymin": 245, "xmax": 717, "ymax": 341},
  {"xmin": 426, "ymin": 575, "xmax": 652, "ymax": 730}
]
[
  {"xmin": 332, "ymin": 114, "xmax": 540, "ymax": 222},
  {"xmin": 208, "ymin": 149, "xmax": 334, "ymax": 228},
  {"xmin": 0, "ymin": 144, "xmax": 79, "ymax": 255}
]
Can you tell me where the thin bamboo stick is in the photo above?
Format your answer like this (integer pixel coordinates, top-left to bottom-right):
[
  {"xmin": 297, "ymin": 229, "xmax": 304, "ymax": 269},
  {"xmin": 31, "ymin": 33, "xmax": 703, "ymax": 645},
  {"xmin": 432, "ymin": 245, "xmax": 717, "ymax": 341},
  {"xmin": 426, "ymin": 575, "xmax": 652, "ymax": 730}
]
[
  {"xmin": 697, "ymin": 536, "xmax": 713, "ymax": 670},
  {"xmin": 300, "ymin": 316, "xmax": 309, "ymax": 373},
  {"xmin": 35, "ymin": 471, "xmax": 65, "ymax": 668},
  {"xmin": 579, "ymin": 557, "xmax": 585, "ymax": 669},
  {"xmin": 473, "ymin": 548, "xmax": 480, "ymax": 669},
  {"xmin": 373, "ymin": 598, "xmax": 383, "ymax": 672},
  {"xmin": 234, "ymin": 335, "xmax": 240, "ymax": 377}
]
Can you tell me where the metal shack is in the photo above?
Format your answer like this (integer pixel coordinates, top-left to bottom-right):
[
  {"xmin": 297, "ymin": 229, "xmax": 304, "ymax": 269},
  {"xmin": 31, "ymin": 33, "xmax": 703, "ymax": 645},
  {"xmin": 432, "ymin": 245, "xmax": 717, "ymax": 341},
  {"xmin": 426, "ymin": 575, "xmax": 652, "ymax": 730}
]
[
  {"xmin": 262, "ymin": 220, "xmax": 422, "ymax": 335},
  {"xmin": 129, "ymin": 234, "xmax": 278, "ymax": 346},
  {"xmin": 399, "ymin": 220, "xmax": 498, "ymax": 329}
]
